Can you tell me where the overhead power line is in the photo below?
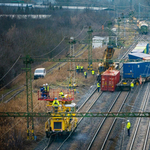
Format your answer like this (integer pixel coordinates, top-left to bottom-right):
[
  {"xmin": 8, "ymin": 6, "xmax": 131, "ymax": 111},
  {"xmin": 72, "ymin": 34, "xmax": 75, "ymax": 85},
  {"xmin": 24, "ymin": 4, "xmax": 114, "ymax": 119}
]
[
  {"xmin": 0, "ymin": 55, "xmax": 21, "ymax": 81},
  {"xmin": 33, "ymin": 37, "xmax": 66, "ymax": 58}
]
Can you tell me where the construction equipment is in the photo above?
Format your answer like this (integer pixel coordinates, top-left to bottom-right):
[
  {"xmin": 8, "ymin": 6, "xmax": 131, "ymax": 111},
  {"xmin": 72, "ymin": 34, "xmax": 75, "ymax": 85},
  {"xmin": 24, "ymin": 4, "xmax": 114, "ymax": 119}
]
[
  {"xmin": 97, "ymin": 46, "xmax": 119, "ymax": 83},
  {"xmin": 38, "ymin": 89, "xmax": 78, "ymax": 137}
]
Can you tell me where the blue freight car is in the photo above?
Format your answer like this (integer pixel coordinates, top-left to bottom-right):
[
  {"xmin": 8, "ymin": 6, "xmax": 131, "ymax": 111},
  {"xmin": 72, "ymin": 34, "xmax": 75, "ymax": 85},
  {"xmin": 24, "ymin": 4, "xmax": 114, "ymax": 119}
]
[
  {"xmin": 128, "ymin": 53, "xmax": 150, "ymax": 60},
  {"xmin": 123, "ymin": 62, "xmax": 150, "ymax": 79},
  {"xmin": 116, "ymin": 42, "xmax": 150, "ymax": 91}
]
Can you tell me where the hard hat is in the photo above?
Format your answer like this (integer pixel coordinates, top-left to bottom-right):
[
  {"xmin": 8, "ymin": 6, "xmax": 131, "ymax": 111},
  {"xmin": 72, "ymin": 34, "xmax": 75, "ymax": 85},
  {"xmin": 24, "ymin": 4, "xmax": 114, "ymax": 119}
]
[
  {"xmin": 55, "ymin": 97, "xmax": 57, "ymax": 100},
  {"xmin": 127, "ymin": 120, "xmax": 129, "ymax": 122},
  {"xmin": 43, "ymin": 84, "xmax": 45, "ymax": 86},
  {"xmin": 46, "ymin": 83, "xmax": 48, "ymax": 86}
]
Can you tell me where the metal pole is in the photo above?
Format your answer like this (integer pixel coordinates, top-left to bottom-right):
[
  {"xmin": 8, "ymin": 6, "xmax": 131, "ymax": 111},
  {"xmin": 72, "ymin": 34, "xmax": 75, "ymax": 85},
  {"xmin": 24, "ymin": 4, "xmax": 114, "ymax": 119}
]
[
  {"xmin": 87, "ymin": 26, "xmax": 93, "ymax": 71},
  {"xmin": 139, "ymin": 2, "xmax": 140, "ymax": 20}
]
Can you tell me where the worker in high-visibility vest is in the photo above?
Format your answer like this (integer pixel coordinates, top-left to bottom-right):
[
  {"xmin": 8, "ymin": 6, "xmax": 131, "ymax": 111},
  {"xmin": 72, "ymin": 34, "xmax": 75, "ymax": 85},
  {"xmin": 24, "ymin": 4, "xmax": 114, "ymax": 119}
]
[
  {"xmin": 46, "ymin": 83, "xmax": 50, "ymax": 98},
  {"xmin": 52, "ymin": 98, "xmax": 60, "ymax": 112},
  {"xmin": 126, "ymin": 120, "xmax": 131, "ymax": 136},
  {"xmin": 84, "ymin": 71, "xmax": 87, "ymax": 79},
  {"xmin": 97, "ymin": 82, "xmax": 100, "ymax": 92},
  {"xmin": 42, "ymin": 84, "xmax": 47, "ymax": 98},
  {"xmin": 59, "ymin": 90, "xmax": 65, "ymax": 98},
  {"xmin": 78, "ymin": 65, "xmax": 81, "ymax": 73},
  {"xmin": 130, "ymin": 82, "xmax": 134, "ymax": 91},
  {"xmin": 80, "ymin": 66, "xmax": 83, "ymax": 72},
  {"xmin": 92, "ymin": 70, "xmax": 95, "ymax": 76},
  {"xmin": 76, "ymin": 65, "xmax": 79, "ymax": 74}
]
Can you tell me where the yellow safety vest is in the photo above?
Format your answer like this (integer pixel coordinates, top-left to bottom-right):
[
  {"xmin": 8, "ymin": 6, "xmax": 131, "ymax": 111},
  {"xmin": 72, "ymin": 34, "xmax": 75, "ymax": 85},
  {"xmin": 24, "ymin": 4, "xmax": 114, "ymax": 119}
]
[
  {"xmin": 46, "ymin": 85, "xmax": 49, "ymax": 92},
  {"xmin": 126, "ymin": 122, "xmax": 131, "ymax": 129},
  {"xmin": 81, "ymin": 66, "xmax": 83, "ymax": 69},
  {"xmin": 97, "ymin": 83, "xmax": 100, "ymax": 87},
  {"xmin": 130, "ymin": 83, "xmax": 134, "ymax": 87},
  {"xmin": 76, "ymin": 66, "xmax": 79, "ymax": 69},
  {"xmin": 84, "ymin": 72, "xmax": 87, "ymax": 76},
  {"xmin": 44, "ymin": 86, "xmax": 46, "ymax": 91},
  {"xmin": 92, "ymin": 70, "xmax": 95, "ymax": 75},
  {"xmin": 59, "ymin": 92, "xmax": 64, "ymax": 98},
  {"xmin": 52, "ymin": 100, "xmax": 60, "ymax": 106}
]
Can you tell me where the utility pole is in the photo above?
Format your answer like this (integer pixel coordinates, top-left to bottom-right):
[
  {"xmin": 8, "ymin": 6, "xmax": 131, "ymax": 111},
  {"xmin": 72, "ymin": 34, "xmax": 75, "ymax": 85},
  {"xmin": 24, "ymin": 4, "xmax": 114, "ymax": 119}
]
[
  {"xmin": 87, "ymin": 26, "xmax": 93, "ymax": 71},
  {"xmin": 139, "ymin": 2, "xmax": 140, "ymax": 20},
  {"xmin": 68, "ymin": 37, "xmax": 76, "ymax": 90},
  {"xmin": 23, "ymin": 55, "xmax": 34, "ymax": 140}
]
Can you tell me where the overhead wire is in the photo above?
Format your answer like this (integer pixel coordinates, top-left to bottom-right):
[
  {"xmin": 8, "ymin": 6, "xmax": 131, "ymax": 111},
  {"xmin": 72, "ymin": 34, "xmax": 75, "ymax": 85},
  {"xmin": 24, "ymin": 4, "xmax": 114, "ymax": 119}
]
[
  {"xmin": 33, "ymin": 37, "xmax": 66, "ymax": 58},
  {"xmin": 0, "ymin": 55, "xmax": 21, "ymax": 81}
]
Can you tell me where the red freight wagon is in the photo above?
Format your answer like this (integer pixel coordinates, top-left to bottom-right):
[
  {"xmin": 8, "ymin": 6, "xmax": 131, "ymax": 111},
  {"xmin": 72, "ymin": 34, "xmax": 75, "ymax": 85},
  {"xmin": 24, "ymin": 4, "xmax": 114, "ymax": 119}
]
[{"xmin": 101, "ymin": 70, "xmax": 120, "ymax": 92}]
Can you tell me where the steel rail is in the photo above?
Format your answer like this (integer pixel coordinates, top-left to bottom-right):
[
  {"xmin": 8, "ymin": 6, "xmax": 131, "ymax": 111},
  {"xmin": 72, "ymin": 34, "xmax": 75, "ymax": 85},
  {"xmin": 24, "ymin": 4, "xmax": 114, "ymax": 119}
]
[
  {"xmin": 87, "ymin": 92, "xmax": 129, "ymax": 150},
  {"xmin": 0, "ymin": 85, "xmax": 24, "ymax": 101},
  {"xmin": 1, "ymin": 44, "xmax": 87, "ymax": 103},
  {"xmin": 55, "ymin": 89, "xmax": 103, "ymax": 150},
  {"xmin": 42, "ymin": 86, "xmax": 101, "ymax": 150},
  {"xmin": 100, "ymin": 92, "xmax": 129, "ymax": 150},
  {"xmin": 129, "ymin": 83, "xmax": 150, "ymax": 150}
]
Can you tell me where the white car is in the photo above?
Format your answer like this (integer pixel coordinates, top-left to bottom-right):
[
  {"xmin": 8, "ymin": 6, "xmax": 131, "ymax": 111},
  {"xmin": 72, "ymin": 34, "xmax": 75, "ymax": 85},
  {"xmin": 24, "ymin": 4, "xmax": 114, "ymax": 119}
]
[{"xmin": 34, "ymin": 68, "xmax": 46, "ymax": 80}]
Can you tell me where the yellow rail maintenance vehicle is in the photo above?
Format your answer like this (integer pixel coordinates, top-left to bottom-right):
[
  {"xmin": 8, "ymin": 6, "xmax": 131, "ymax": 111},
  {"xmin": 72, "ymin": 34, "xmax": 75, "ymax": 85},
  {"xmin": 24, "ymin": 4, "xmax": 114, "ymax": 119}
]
[
  {"xmin": 38, "ymin": 89, "xmax": 78, "ymax": 137},
  {"xmin": 97, "ymin": 46, "xmax": 119, "ymax": 83}
]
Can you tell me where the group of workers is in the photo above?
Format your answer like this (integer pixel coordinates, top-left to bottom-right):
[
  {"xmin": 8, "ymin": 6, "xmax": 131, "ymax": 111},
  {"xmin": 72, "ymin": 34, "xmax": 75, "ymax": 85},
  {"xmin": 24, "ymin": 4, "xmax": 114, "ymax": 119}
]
[
  {"xmin": 40, "ymin": 83, "xmax": 50, "ymax": 98},
  {"xmin": 76, "ymin": 65, "xmax": 84, "ymax": 73},
  {"xmin": 76, "ymin": 64, "xmax": 95, "ymax": 79}
]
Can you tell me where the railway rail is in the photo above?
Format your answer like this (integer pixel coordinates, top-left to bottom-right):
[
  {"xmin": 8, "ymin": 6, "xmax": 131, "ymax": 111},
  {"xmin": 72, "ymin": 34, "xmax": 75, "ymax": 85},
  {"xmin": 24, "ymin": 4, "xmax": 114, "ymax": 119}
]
[
  {"xmin": 52, "ymin": 92, "xmax": 130, "ymax": 150},
  {"xmin": 38, "ymin": 35, "xmax": 149, "ymax": 150},
  {"xmin": 40, "ymin": 87, "xmax": 102, "ymax": 150},
  {"xmin": 127, "ymin": 82, "xmax": 150, "ymax": 150},
  {"xmin": 1, "ymin": 44, "xmax": 87, "ymax": 103},
  {"xmin": 1, "ymin": 34, "xmax": 147, "ymax": 103},
  {"xmin": 88, "ymin": 91, "xmax": 129, "ymax": 150}
]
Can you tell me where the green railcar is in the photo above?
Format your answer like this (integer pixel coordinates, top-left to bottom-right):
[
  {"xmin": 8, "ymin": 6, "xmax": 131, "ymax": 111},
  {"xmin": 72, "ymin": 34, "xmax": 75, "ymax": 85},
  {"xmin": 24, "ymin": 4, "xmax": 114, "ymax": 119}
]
[{"xmin": 140, "ymin": 25, "xmax": 148, "ymax": 34}]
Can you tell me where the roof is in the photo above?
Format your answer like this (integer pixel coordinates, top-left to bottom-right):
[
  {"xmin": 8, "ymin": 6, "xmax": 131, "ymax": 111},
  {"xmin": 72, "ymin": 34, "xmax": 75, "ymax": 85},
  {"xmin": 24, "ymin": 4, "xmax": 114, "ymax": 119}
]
[
  {"xmin": 35, "ymin": 68, "xmax": 45, "ymax": 70},
  {"xmin": 93, "ymin": 27, "xmax": 117, "ymax": 37},
  {"xmin": 102, "ymin": 70, "xmax": 120, "ymax": 76}
]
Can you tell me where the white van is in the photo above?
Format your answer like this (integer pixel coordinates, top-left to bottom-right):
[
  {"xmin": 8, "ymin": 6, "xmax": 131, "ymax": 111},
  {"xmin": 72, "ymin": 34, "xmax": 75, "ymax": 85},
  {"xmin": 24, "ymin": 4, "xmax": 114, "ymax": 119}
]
[{"xmin": 34, "ymin": 68, "xmax": 46, "ymax": 80}]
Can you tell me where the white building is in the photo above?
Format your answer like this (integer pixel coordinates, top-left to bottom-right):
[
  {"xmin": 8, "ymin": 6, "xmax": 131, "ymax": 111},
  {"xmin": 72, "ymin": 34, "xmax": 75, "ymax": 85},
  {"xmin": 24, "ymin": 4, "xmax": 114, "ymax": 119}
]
[
  {"xmin": 92, "ymin": 27, "xmax": 117, "ymax": 49},
  {"xmin": 92, "ymin": 36, "xmax": 109, "ymax": 49}
]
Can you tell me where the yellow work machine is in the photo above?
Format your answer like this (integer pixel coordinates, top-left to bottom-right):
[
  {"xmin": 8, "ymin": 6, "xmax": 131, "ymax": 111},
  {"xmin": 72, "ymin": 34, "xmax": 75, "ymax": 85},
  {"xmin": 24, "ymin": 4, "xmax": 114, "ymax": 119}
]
[
  {"xmin": 97, "ymin": 46, "xmax": 119, "ymax": 82},
  {"xmin": 45, "ymin": 100, "xmax": 78, "ymax": 138}
]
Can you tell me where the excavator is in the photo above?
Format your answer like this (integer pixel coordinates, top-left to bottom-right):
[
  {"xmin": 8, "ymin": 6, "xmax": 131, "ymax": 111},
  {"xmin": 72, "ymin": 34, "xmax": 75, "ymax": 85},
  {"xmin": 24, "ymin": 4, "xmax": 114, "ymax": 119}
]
[{"xmin": 97, "ymin": 46, "xmax": 119, "ymax": 83}]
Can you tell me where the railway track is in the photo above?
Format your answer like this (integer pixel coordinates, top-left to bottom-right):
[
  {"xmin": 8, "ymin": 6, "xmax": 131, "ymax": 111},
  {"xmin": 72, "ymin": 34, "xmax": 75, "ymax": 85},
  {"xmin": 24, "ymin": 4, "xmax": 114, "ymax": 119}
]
[
  {"xmin": 38, "ymin": 34, "xmax": 149, "ymax": 150},
  {"xmin": 87, "ymin": 91, "xmax": 129, "ymax": 150},
  {"xmin": 50, "ymin": 91, "xmax": 130, "ymax": 150},
  {"xmin": 126, "ymin": 82, "xmax": 150, "ymax": 150},
  {"xmin": 1, "ymin": 44, "xmax": 87, "ymax": 103},
  {"xmin": 2, "ymin": 33, "xmax": 147, "ymax": 103}
]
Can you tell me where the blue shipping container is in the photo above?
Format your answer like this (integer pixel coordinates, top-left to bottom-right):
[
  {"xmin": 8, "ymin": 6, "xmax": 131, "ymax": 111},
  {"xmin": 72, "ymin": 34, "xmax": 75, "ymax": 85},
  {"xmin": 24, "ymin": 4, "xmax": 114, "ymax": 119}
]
[
  {"xmin": 123, "ymin": 62, "xmax": 150, "ymax": 78},
  {"xmin": 128, "ymin": 53, "xmax": 150, "ymax": 60}
]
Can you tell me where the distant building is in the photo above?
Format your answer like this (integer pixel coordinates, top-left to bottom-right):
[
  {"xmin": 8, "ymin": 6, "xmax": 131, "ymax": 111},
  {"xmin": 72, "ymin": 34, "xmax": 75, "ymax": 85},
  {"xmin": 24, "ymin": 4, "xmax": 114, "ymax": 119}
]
[
  {"xmin": 92, "ymin": 36, "xmax": 107, "ymax": 48},
  {"xmin": 92, "ymin": 27, "xmax": 117, "ymax": 49}
]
